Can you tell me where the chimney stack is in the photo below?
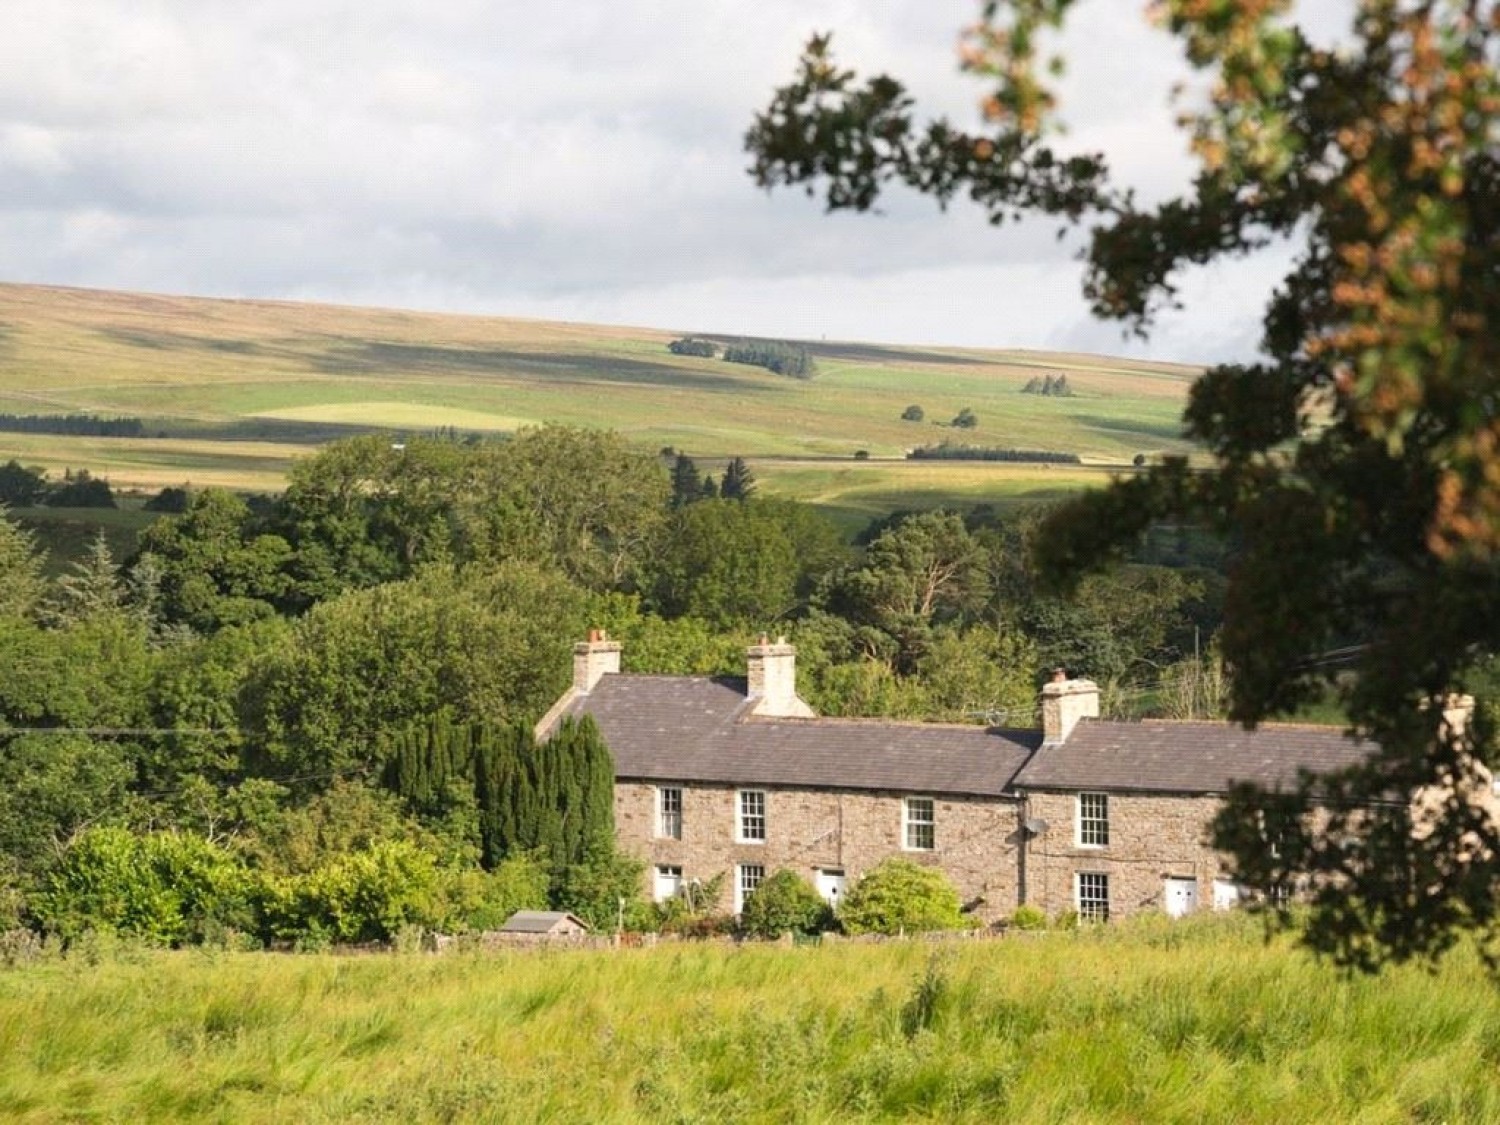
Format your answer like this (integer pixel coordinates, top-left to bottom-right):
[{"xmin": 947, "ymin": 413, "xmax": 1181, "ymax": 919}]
[
  {"xmin": 746, "ymin": 635, "xmax": 815, "ymax": 718},
  {"xmin": 573, "ymin": 629, "xmax": 622, "ymax": 694},
  {"xmin": 1041, "ymin": 673, "xmax": 1099, "ymax": 743}
]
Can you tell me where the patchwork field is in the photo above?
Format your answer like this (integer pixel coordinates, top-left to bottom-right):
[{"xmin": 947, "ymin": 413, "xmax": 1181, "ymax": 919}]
[
  {"xmin": 0, "ymin": 283, "xmax": 1198, "ymax": 508},
  {"xmin": 1, "ymin": 914, "xmax": 1496, "ymax": 1123}
]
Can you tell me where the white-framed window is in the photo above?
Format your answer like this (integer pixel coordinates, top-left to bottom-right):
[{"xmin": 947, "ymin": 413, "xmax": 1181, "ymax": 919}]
[
  {"xmin": 737, "ymin": 789, "xmax": 766, "ymax": 843},
  {"xmin": 903, "ymin": 796, "xmax": 935, "ymax": 851},
  {"xmin": 1076, "ymin": 872, "xmax": 1109, "ymax": 921},
  {"xmin": 657, "ymin": 786, "xmax": 683, "ymax": 840},
  {"xmin": 1077, "ymin": 792, "xmax": 1109, "ymax": 847},
  {"xmin": 653, "ymin": 865, "xmax": 683, "ymax": 903},
  {"xmin": 735, "ymin": 863, "xmax": 765, "ymax": 913}
]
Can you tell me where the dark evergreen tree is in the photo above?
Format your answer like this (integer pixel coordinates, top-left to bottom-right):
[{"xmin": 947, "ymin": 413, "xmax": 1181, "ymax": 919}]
[
  {"xmin": 720, "ymin": 457, "xmax": 755, "ymax": 501},
  {"xmin": 670, "ymin": 454, "xmax": 703, "ymax": 509}
]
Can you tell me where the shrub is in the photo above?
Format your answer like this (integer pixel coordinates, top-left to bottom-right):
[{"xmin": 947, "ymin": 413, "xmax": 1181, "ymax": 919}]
[
  {"xmin": 950, "ymin": 407, "xmax": 978, "ymax": 429},
  {"xmin": 261, "ymin": 839, "xmax": 443, "ymax": 945},
  {"xmin": 144, "ymin": 486, "xmax": 191, "ymax": 513},
  {"xmin": 901, "ymin": 404, "xmax": 924, "ymax": 422},
  {"xmin": 439, "ymin": 853, "xmax": 551, "ymax": 932},
  {"xmin": 839, "ymin": 859, "xmax": 969, "ymax": 936},
  {"xmin": 740, "ymin": 869, "xmax": 832, "ymax": 939},
  {"xmin": 554, "ymin": 847, "xmax": 648, "ymax": 933},
  {"xmin": 34, "ymin": 828, "xmax": 254, "ymax": 947},
  {"xmin": 1010, "ymin": 904, "xmax": 1047, "ymax": 931}
]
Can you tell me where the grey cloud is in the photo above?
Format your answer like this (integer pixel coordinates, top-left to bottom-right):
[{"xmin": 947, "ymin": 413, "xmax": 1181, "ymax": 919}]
[{"xmin": 0, "ymin": 1, "xmax": 1313, "ymax": 363}]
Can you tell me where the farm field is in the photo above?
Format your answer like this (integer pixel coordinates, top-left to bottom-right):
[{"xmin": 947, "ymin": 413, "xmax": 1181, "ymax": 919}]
[
  {"xmin": 0, "ymin": 283, "xmax": 1196, "ymax": 507},
  {"xmin": 1, "ymin": 913, "xmax": 1495, "ymax": 1124}
]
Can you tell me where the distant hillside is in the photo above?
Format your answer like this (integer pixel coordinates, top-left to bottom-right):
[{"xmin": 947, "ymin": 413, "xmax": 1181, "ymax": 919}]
[{"xmin": 0, "ymin": 282, "xmax": 1199, "ymax": 497}]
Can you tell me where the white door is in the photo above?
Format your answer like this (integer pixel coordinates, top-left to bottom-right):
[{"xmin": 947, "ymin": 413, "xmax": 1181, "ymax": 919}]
[
  {"xmin": 1212, "ymin": 878, "xmax": 1242, "ymax": 911},
  {"xmin": 654, "ymin": 866, "xmax": 683, "ymax": 903},
  {"xmin": 815, "ymin": 869, "xmax": 845, "ymax": 908},
  {"xmin": 1163, "ymin": 877, "xmax": 1198, "ymax": 918}
]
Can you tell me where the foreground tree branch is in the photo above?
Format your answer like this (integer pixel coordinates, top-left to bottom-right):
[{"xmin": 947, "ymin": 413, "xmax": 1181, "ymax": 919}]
[{"xmin": 748, "ymin": 0, "xmax": 1500, "ymax": 969}]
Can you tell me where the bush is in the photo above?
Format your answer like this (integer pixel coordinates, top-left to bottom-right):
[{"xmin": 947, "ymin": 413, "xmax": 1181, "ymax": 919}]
[
  {"xmin": 261, "ymin": 840, "xmax": 443, "ymax": 945},
  {"xmin": 950, "ymin": 407, "xmax": 978, "ymax": 429},
  {"xmin": 554, "ymin": 847, "xmax": 648, "ymax": 933},
  {"xmin": 439, "ymin": 853, "xmax": 550, "ymax": 932},
  {"xmin": 901, "ymin": 405, "xmax": 924, "ymax": 422},
  {"xmin": 45, "ymin": 470, "xmax": 116, "ymax": 509},
  {"xmin": 34, "ymin": 828, "xmax": 254, "ymax": 947},
  {"xmin": 144, "ymin": 486, "xmax": 191, "ymax": 513},
  {"xmin": 1010, "ymin": 904, "xmax": 1047, "ymax": 931},
  {"xmin": 839, "ymin": 859, "xmax": 970, "ymax": 936},
  {"xmin": 740, "ymin": 869, "xmax": 832, "ymax": 939}
]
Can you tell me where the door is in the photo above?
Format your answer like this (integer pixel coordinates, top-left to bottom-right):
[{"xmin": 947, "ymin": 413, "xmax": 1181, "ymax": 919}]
[
  {"xmin": 1163, "ymin": 876, "xmax": 1198, "ymax": 918},
  {"xmin": 815, "ymin": 868, "xmax": 846, "ymax": 909},
  {"xmin": 1212, "ymin": 878, "xmax": 1242, "ymax": 911}
]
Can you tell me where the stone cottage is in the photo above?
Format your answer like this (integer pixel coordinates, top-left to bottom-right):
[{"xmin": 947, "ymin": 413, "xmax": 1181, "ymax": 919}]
[{"xmin": 536, "ymin": 632, "xmax": 1375, "ymax": 925}]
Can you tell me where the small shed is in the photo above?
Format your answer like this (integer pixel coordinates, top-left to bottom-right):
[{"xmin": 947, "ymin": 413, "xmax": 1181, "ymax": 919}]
[{"xmin": 496, "ymin": 911, "xmax": 591, "ymax": 939}]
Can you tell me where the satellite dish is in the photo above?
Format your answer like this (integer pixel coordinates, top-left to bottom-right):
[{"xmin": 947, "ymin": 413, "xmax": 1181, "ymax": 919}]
[{"xmin": 1024, "ymin": 817, "xmax": 1050, "ymax": 836}]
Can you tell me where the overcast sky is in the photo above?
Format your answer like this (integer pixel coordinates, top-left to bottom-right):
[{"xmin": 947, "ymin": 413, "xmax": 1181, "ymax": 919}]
[{"xmin": 0, "ymin": 2, "xmax": 1348, "ymax": 364}]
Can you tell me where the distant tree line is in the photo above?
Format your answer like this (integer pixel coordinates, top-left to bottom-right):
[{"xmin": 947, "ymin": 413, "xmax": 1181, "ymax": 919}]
[
  {"xmin": 1021, "ymin": 374, "xmax": 1073, "ymax": 397},
  {"xmin": 0, "ymin": 461, "xmax": 116, "ymax": 508},
  {"xmin": 667, "ymin": 336, "xmax": 816, "ymax": 379},
  {"xmin": 723, "ymin": 339, "xmax": 815, "ymax": 379},
  {"xmin": 907, "ymin": 444, "xmax": 1081, "ymax": 465},
  {"xmin": 667, "ymin": 337, "xmax": 719, "ymax": 357},
  {"xmin": 0, "ymin": 413, "xmax": 145, "ymax": 437}
]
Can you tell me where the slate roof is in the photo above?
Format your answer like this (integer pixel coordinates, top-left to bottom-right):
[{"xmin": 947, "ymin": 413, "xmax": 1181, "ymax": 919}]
[
  {"xmin": 1013, "ymin": 719, "xmax": 1371, "ymax": 794},
  {"xmin": 498, "ymin": 911, "xmax": 590, "ymax": 934},
  {"xmin": 555, "ymin": 674, "xmax": 1040, "ymax": 798}
]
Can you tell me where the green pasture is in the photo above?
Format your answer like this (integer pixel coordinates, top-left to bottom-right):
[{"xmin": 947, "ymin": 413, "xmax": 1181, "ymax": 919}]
[
  {"xmin": 0, "ymin": 283, "xmax": 1197, "ymax": 502},
  {"xmin": 2, "ymin": 913, "xmax": 1496, "ymax": 1123}
]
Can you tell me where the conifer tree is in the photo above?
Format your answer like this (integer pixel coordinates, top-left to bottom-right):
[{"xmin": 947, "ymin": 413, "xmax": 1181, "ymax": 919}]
[{"xmin": 720, "ymin": 457, "xmax": 755, "ymax": 501}]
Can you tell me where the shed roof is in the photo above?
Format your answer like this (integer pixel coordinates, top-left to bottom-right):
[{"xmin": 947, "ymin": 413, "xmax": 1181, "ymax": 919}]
[
  {"xmin": 1013, "ymin": 719, "xmax": 1371, "ymax": 794},
  {"xmin": 556, "ymin": 674, "xmax": 1039, "ymax": 798},
  {"xmin": 498, "ymin": 911, "xmax": 590, "ymax": 934}
]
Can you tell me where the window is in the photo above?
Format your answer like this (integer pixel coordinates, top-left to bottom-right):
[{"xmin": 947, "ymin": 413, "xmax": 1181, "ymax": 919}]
[
  {"xmin": 657, "ymin": 786, "xmax": 683, "ymax": 840},
  {"xmin": 737, "ymin": 790, "xmax": 766, "ymax": 843},
  {"xmin": 1077, "ymin": 792, "xmax": 1109, "ymax": 847},
  {"xmin": 735, "ymin": 863, "xmax": 765, "ymax": 913},
  {"xmin": 903, "ymin": 797, "xmax": 935, "ymax": 851},
  {"xmin": 1077, "ymin": 872, "xmax": 1110, "ymax": 921},
  {"xmin": 653, "ymin": 865, "xmax": 683, "ymax": 903}
]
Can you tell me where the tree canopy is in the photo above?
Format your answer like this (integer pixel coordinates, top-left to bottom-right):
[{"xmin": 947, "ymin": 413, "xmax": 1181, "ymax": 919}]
[{"xmin": 748, "ymin": 1, "xmax": 1500, "ymax": 970}]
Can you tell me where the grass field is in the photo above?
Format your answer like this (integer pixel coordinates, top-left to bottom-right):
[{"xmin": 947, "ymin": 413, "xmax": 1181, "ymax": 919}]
[
  {"xmin": 0, "ymin": 283, "xmax": 1197, "ymax": 508},
  {"xmin": 1, "ymin": 913, "xmax": 1496, "ymax": 1123}
]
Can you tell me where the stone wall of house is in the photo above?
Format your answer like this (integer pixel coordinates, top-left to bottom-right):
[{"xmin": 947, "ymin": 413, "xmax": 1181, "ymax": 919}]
[
  {"xmin": 615, "ymin": 781, "xmax": 1023, "ymax": 925},
  {"xmin": 1020, "ymin": 790, "xmax": 1230, "ymax": 920}
]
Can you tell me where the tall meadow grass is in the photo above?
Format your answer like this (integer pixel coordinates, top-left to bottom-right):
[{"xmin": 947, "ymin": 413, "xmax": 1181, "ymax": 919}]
[{"xmin": 2, "ymin": 913, "xmax": 1497, "ymax": 1123}]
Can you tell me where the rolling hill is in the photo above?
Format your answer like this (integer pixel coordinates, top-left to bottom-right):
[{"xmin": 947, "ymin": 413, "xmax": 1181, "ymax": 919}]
[{"xmin": 0, "ymin": 282, "xmax": 1200, "ymax": 517}]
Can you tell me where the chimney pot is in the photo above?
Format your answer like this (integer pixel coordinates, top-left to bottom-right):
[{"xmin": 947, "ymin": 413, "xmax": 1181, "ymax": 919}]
[
  {"xmin": 746, "ymin": 637, "xmax": 815, "ymax": 719},
  {"xmin": 573, "ymin": 630, "xmax": 622, "ymax": 693},
  {"xmin": 1041, "ymin": 676, "xmax": 1099, "ymax": 742}
]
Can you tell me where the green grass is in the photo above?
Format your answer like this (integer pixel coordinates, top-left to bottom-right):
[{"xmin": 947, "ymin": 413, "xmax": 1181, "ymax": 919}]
[
  {"xmin": 2, "ymin": 914, "xmax": 1497, "ymax": 1122},
  {"xmin": 0, "ymin": 283, "xmax": 1198, "ymax": 507}
]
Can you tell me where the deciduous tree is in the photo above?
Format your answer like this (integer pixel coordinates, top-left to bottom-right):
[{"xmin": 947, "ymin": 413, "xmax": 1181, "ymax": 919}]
[{"xmin": 748, "ymin": 1, "xmax": 1500, "ymax": 967}]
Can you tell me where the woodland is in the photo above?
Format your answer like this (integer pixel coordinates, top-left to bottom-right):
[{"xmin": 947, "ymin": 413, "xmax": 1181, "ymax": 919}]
[{"xmin": 0, "ymin": 425, "xmax": 1217, "ymax": 949}]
